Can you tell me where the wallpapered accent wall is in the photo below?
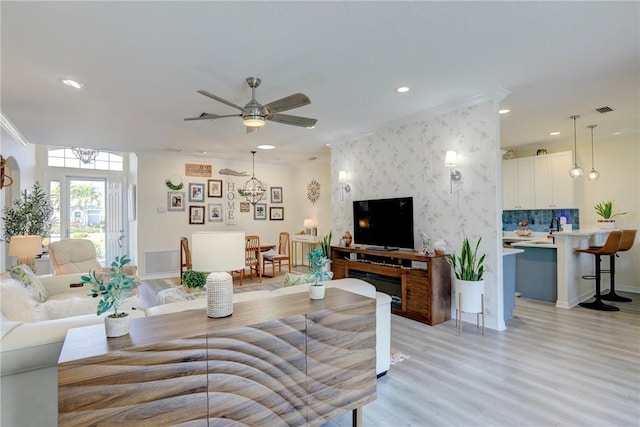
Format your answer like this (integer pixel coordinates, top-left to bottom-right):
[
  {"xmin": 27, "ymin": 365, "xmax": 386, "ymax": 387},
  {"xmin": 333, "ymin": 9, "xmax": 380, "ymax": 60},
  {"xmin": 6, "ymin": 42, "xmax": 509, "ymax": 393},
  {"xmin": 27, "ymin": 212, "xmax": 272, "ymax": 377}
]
[{"xmin": 331, "ymin": 100, "xmax": 506, "ymax": 330}]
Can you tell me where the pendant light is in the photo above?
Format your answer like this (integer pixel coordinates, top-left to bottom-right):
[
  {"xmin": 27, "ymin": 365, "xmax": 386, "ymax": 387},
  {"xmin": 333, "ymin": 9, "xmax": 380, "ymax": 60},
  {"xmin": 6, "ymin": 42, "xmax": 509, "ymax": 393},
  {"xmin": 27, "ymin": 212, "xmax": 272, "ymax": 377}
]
[
  {"xmin": 238, "ymin": 151, "xmax": 266, "ymax": 205},
  {"xmin": 586, "ymin": 124, "xmax": 600, "ymax": 181},
  {"xmin": 568, "ymin": 115, "xmax": 584, "ymax": 178},
  {"xmin": 71, "ymin": 147, "xmax": 100, "ymax": 164}
]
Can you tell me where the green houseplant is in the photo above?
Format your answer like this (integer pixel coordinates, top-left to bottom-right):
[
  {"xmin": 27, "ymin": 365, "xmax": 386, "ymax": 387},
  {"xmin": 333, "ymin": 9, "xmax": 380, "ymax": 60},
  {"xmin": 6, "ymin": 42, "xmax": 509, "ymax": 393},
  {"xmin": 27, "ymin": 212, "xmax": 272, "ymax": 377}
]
[
  {"xmin": 182, "ymin": 270, "xmax": 207, "ymax": 289},
  {"xmin": 448, "ymin": 237, "xmax": 486, "ymax": 326},
  {"xmin": 307, "ymin": 247, "xmax": 330, "ymax": 300},
  {"xmin": 82, "ymin": 255, "xmax": 138, "ymax": 337},
  {"xmin": 319, "ymin": 231, "xmax": 332, "ymax": 258},
  {"xmin": 1, "ymin": 181, "xmax": 54, "ymax": 243},
  {"xmin": 594, "ymin": 201, "xmax": 626, "ymax": 229}
]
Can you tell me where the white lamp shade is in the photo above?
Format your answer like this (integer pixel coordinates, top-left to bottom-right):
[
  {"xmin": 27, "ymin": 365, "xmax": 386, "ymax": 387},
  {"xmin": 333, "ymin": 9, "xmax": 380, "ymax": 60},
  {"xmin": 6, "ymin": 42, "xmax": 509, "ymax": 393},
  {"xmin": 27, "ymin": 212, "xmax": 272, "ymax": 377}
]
[
  {"xmin": 191, "ymin": 231, "xmax": 245, "ymax": 272},
  {"xmin": 338, "ymin": 170, "xmax": 348, "ymax": 183},
  {"xmin": 9, "ymin": 235, "xmax": 42, "ymax": 257},
  {"xmin": 304, "ymin": 219, "xmax": 314, "ymax": 228},
  {"xmin": 444, "ymin": 150, "xmax": 458, "ymax": 167}
]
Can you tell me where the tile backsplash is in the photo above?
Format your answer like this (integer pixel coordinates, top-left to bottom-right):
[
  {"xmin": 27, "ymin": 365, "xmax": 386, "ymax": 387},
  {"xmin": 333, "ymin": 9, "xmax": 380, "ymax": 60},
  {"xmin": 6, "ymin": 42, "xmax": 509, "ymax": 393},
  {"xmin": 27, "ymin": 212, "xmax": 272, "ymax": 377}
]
[{"xmin": 503, "ymin": 209, "xmax": 580, "ymax": 232}]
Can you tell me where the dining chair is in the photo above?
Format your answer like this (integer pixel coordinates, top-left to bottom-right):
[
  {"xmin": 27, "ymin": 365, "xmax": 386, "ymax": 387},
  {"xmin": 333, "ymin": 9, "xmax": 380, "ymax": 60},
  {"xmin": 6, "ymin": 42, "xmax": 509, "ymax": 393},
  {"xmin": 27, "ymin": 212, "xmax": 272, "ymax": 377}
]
[
  {"xmin": 180, "ymin": 237, "xmax": 192, "ymax": 285},
  {"xmin": 232, "ymin": 235, "xmax": 262, "ymax": 285},
  {"xmin": 263, "ymin": 232, "xmax": 291, "ymax": 278}
]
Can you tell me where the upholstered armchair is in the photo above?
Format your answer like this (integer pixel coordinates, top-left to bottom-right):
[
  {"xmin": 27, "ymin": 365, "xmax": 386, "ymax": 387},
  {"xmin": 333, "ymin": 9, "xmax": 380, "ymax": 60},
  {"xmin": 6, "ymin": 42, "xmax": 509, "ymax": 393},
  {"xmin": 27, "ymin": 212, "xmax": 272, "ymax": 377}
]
[{"xmin": 48, "ymin": 239, "xmax": 137, "ymax": 276}]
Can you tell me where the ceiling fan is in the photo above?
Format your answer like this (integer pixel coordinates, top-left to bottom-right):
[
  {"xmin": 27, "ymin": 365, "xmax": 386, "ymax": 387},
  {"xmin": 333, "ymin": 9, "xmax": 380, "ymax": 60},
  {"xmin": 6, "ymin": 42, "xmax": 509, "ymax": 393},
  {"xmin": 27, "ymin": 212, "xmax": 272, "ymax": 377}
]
[{"xmin": 184, "ymin": 77, "xmax": 317, "ymax": 131}]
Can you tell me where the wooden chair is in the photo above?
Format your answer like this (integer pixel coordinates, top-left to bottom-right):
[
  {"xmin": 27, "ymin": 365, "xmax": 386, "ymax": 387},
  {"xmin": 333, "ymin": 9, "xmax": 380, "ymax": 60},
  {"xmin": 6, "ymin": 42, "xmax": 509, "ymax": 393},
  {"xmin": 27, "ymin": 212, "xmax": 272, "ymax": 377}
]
[
  {"xmin": 180, "ymin": 237, "xmax": 192, "ymax": 285},
  {"xmin": 232, "ymin": 235, "xmax": 262, "ymax": 285},
  {"xmin": 263, "ymin": 232, "xmax": 291, "ymax": 278}
]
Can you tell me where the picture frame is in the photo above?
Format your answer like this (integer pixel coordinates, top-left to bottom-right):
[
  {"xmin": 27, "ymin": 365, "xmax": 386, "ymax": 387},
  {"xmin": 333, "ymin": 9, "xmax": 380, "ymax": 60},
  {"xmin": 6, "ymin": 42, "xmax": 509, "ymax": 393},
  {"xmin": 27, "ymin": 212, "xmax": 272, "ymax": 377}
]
[
  {"xmin": 239, "ymin": 202, "xmax": 251, "ymax": 213},
  {"xmin": 254, "ymin": 203, "xmax": 267, "ymax": 220},
  {"xmin": 269, "ymin": 206, "xmax": 284, "ymax": 221},
  {"xmin": 189, "ymin": 205, "xmax": 205, "ymax": 224},
  {"xmin": 208, "ymin": 203, "xmax": 223, "ymax": 222},
  {"xmin": 270, "ymin": 186, "xmax": 283, "ymax": 203},
  {"xmin": 207, "ymin": 179, "xmax": 223, "ymax": 198},
  {"xmin": 167, "ymin": 191, "xmax": 185, "ymax": 211},
  {"xmin": 189, "ymin": 183, "xmax": 205, "ymax": 202}
]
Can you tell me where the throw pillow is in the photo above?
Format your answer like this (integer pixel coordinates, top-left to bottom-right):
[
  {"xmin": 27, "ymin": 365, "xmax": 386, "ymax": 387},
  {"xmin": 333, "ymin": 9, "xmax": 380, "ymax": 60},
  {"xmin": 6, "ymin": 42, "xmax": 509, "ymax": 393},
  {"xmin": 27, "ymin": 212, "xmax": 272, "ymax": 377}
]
[
  {"xmin": 8, "ymin": 264, "xmax": 49, "ymax": 302},
  {"xmin": 284, "ymin": 273, "xmax": 318, "ymax": 287},
  {"xmin": 0, "ymin": 279, "xmax": 47, "ymax": 322}
]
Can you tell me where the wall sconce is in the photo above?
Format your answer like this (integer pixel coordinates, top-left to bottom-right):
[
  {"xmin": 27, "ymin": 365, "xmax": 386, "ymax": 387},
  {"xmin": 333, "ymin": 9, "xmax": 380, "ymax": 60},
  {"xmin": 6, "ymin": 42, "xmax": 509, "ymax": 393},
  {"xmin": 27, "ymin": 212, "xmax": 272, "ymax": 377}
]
[
  {"xmin": 338, "ymin": 170, "xmax": 351, "ymax": 201},
  {"xmin": 444, "ymin": 150, "xmax": 462, "ymax": 193}
]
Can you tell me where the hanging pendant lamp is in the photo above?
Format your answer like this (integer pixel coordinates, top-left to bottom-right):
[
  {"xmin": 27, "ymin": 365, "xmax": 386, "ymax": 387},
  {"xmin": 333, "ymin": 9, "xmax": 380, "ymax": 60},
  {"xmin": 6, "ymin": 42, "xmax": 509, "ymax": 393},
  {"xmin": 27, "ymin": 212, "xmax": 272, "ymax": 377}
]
[
  {"xmin": 71, "ymin": 147, "xmax": 100, "ymax": 164},
  {"xmin": 238, "ymin": 151, "xmax": 266, "ymax": 205},
  {"xmin": 568, "ymin": 115, "xmax": 584, "ymax": 178},
  {"xmin": 586, "ymin": 124, "xmax": 600, "ymax": 181}
]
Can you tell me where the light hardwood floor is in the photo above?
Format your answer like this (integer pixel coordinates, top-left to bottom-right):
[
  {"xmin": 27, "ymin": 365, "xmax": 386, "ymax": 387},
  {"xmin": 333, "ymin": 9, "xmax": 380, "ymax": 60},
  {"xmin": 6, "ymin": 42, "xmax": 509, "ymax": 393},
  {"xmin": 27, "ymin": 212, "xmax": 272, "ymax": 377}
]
[{"xmin": 325, "ymin": 294, "xmax": 640, "ymax": 427}]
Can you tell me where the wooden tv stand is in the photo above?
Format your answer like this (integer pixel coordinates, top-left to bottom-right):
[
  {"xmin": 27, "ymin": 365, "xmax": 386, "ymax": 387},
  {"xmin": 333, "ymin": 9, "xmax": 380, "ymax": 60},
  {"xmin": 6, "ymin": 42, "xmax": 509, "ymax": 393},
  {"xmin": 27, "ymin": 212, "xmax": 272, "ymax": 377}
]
[{"xmin": 330, "ymin": 246, "xmax": 451, "ymax": 325}]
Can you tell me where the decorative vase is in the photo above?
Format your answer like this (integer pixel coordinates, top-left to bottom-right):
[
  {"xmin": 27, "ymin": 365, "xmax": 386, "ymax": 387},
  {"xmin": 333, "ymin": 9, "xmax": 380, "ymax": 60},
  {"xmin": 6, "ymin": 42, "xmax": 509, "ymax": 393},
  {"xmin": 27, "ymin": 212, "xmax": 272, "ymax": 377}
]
[
  {"xmin": 433, "ymin": 239, "xmax": 447, "ymax": 255},
  {"xmin": 309, "ymin": 283, "xmax": 326, "ymax": 300},
  {"xmin": 342, "ymin": 231, "xmax": 353, "ymax": 247},
  {"xmin": 597, "ymin": 219, "xmax": 616, "ymax": 230},
  {"xmin": 456, "ymin": 279, "xmax": 485, "ymax": 313},
  {"xmin": 104, "ymin": 314, "xmax": 131, "ymax": 338}
]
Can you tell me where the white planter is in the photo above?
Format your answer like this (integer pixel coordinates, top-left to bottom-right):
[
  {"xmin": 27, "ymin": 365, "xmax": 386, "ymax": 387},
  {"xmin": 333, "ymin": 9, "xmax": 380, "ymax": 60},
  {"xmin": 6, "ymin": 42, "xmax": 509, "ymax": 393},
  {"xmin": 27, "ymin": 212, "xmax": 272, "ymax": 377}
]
[
  {"xmin": 456, "ymin": 279, "xmax": 485, "ymax": 314},
  {"xmin": 321, "ymin": 260, "xmax": 332, "ymax": 272},
  {"xmin": 597, "ymin": 219, "xmax": 616, "ymax": 229},
  {"xmin": 105, "ymin": 313, "xmax": 131, "ymax": 338},
  {"xmin": 309, "ymin": 284, "xmax": 326, "ymax": 300}
]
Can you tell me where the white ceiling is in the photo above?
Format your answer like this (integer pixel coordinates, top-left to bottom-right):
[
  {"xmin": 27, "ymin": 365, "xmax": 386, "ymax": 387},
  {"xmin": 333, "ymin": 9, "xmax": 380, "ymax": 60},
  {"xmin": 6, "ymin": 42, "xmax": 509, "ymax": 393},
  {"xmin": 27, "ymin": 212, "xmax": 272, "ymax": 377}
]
[{"xmin": 2, "ymin": 1, "xmax": 638, "ymax": 165}]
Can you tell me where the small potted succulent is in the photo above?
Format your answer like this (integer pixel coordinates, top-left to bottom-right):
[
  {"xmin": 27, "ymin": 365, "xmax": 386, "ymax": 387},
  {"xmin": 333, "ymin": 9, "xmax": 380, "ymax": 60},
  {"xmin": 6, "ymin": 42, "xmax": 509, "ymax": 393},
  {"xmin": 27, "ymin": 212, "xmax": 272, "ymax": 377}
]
[
  {"xmin": 594, "ymin": 200, "xmax": 626, "ymax": 229},
  {"xmin": 82, "ymin": 255, "xmax": 138, "ymax": 338},
  {"xmin": 307, "ymin": 247, "xmax": 331, "ymax": 300}
]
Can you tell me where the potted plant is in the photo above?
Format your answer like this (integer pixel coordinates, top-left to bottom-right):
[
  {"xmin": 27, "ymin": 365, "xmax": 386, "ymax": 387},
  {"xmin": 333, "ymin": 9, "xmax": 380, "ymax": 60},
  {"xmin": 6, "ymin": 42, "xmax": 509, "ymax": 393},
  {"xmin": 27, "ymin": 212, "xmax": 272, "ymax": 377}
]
[
  {"xmin": 319, "ymin": 231, "xmax": 332, "ymax": 271},
  {"xmin": 182, "ymin": 269, "xmax": 207, "ymax": 292},
  {"xmin": 594, "ymin": 200, "xmax": 627, "ymax": 229},
  {"xmin": 1, "ymin": 181, "xmax": 54, "ymax": 243},
  {"xmin": 447, "ymin": 236, "xmax": 486, "ymax": 316},
  {"xmin": 307, "ymin": 247, "xmax": 331, "ymax": 300},
  {"xmin": 82, "ymin": 255, "xmax": 139, "ymax": 338}
]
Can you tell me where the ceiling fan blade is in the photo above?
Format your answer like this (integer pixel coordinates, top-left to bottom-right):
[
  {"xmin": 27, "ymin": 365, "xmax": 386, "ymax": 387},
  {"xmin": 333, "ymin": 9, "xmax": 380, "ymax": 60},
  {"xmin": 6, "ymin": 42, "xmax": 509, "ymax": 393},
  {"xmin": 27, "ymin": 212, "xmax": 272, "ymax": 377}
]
[
  {"xmin": 197, "ymin": 90, "xmax": 245, "ymax": 111},
  {"xmin": 183, "ymin": 113, "xmax": 241, "ymax": 121},
  {"xmin": 264, "ymin": 93, "xmax": 310, "ymax": 114},
  {"xmin": 267, "ymin": 113, "xmax": 317, "ymax": 128}
]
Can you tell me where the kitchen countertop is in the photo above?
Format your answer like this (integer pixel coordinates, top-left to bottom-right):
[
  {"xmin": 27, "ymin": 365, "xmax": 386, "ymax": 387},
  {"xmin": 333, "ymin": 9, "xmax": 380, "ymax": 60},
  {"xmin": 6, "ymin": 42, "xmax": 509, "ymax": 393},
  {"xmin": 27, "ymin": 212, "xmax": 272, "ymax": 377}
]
[
  {"xmin": 503, "ymin": 248, "xmax": 524, "ymax": 256},
  {"xmin": 511, "ymin": 239, "xmax": 557, "ymax": 249}
]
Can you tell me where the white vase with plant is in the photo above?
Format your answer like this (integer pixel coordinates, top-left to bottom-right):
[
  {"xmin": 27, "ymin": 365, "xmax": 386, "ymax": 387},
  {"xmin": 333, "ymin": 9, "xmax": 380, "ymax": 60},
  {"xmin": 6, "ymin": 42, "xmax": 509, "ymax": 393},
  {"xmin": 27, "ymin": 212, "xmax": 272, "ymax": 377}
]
[
  {"xmin": 594, "ymin": 200, "xmax": 626, "ymax": 229},
  {"xmin": 82, "ymin": 255, "xmax": 139, "ymax": 337},
  {"xmin": 447, "ymin": 237, "xmax": 486, "ymax": 333},
  {"xmin": 319, "ymin": 232, "xmax": 332, "ymax": 272},
  {"xmin": 307, "ymin": 247, "xmax": 330, "ymax": 300}
]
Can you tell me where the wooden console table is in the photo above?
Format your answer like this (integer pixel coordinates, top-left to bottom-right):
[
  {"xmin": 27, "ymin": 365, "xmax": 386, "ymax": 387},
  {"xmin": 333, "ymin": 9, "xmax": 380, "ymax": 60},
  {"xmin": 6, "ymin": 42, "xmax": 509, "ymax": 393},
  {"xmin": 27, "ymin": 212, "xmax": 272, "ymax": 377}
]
[
  {"xmin": 331, "ymin": 246, "xmax": 451, "ymax": 325},
  {"xmin": 58, "ymin": 289, "xmax": 376, "ymax": 426}
]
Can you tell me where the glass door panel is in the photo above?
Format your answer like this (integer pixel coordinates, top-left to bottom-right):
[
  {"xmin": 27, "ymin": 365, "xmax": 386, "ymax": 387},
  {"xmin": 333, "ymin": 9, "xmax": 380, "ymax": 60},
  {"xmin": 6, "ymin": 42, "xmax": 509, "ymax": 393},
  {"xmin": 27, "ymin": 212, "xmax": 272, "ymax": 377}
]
[{"xmin": 68, "ymin": 178, "xmax": 106, "ymax": 266}]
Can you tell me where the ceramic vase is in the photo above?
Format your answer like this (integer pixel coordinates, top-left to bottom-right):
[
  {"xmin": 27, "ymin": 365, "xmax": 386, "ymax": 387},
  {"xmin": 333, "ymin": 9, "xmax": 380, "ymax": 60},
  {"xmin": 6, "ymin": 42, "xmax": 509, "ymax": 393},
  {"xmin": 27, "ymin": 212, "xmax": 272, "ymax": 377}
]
[
  {"xmin": 309, "ymin": 284, "xmax": 326, "ymax": 300},
  {"xmin": 104, "ymin": 313, "xmax": 131, "ymax": 338},
  {"xmin": 456, "ymin": 279, "xmax": 485, "ymax": 313},
  {"xmin": 597, "ymin": 219, "xmax": 616, "ymax": 230}
]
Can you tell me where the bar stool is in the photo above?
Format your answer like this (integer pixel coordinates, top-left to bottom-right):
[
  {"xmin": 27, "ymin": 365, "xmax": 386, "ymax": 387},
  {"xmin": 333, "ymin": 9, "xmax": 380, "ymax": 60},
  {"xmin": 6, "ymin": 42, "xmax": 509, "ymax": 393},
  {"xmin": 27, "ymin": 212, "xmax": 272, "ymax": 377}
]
[
  {"xmin": 574, "ymin": 231, "xmax": 622, "ymax": 311},
  {"xmin": 601, "ymin": 229, "xmax": 637, "ymax": 302}
]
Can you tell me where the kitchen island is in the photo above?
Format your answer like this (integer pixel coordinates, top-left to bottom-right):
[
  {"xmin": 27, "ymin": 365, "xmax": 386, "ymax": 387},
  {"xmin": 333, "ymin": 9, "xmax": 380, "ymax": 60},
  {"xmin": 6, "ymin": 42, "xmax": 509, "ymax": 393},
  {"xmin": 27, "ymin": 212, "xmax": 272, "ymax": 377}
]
[{"xmin": 511, "ymin": 240, "xmax": 557, "ymax": 303}]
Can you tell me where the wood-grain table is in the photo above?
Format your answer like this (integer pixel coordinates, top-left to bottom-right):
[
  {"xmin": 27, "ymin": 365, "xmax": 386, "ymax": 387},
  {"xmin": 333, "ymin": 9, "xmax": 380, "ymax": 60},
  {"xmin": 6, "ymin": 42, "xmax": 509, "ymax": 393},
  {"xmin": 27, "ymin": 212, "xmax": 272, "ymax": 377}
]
[{"xmin": 58, "ymin": 288, "xmax": 377, "ymax": 426}]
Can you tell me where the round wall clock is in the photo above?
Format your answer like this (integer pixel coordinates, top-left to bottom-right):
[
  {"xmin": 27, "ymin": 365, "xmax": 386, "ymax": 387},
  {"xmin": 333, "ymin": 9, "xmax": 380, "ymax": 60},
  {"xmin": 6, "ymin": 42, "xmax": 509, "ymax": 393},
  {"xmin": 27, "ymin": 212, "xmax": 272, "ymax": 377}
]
[{"xmin": 306, "ymin": 179, "xmax": 321, "ymax": 204}]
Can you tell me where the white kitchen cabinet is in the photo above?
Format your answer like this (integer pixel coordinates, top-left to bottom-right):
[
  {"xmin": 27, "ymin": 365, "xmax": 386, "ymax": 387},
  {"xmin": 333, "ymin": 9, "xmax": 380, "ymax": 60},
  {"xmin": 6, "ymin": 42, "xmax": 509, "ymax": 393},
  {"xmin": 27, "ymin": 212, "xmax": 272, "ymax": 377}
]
[
  {"xmin": 503, "ymin": 157, "xmax": 534, "ymax": 210},
  {"xmin": 534, "ymin": 151, "xmax": 575, "ymax": 208}
]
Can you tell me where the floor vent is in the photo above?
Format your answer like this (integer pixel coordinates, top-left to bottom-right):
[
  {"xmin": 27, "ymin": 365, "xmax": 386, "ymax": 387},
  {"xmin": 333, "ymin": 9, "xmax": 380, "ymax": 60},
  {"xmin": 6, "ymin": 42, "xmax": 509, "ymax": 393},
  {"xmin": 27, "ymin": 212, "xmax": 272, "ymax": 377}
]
[
  {"xmin": 595, "ymin": 106, "xmax": 614, "ymax": 114},
  {"xmin": 144, "ymin": 250, "xmax": 179, "ymax": 275}
]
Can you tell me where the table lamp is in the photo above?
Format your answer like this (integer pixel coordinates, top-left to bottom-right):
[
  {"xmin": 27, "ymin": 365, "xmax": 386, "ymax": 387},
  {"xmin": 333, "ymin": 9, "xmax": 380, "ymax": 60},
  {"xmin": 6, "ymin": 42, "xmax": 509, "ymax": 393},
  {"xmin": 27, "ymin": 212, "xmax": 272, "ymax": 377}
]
[
  {"xmin": 9, "ymin": 235, "xmax": 42, "ymax": 272},
  {"xmin": 304, "ymin": 219, "xmax": 313, "ymax": 235},
  {"xmin": 191, "ymin": 231, "xmax": 245, "ymax": 318}
]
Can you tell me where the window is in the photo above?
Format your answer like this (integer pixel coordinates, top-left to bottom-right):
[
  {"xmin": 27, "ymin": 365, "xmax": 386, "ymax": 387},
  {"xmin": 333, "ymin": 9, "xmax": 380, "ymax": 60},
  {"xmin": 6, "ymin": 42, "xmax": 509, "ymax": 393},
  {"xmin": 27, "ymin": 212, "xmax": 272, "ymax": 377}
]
[{"xmin": 47, "ymin": 147, "xmax": 123, "ymax": 171}]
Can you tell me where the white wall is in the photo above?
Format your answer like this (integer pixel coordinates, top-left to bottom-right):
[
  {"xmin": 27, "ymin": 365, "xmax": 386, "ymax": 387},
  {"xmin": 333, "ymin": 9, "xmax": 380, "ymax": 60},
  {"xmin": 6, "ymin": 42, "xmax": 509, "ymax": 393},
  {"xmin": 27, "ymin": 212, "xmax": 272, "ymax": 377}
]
[
  {"xmin": 135, "ymin": 153, "xmax": 331, "ymax": 277},
  {"xmin": 507, "ymin": 133, "xmax": 640, "ymax": 291},
  {"xmin": 331, "ymin": 97, "xmax": 506, "ymax": 330}
]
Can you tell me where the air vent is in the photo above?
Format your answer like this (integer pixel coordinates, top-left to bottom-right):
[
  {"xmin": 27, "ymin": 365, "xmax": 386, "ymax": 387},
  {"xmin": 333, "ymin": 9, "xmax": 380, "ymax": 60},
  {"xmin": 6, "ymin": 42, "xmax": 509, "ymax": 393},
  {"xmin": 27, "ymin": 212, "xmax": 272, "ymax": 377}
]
[{"xmin": 595, "ymin": 106, "xmax": 613, "ymax": 114}]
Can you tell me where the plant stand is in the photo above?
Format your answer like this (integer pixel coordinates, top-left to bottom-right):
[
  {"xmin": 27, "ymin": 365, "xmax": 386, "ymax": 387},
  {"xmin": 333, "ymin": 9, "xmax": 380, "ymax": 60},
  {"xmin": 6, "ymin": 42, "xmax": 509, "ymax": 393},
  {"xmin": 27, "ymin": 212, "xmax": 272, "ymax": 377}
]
[{"xmin": 455, "ymin": 279, "xmax": 485, "ymax": 335}]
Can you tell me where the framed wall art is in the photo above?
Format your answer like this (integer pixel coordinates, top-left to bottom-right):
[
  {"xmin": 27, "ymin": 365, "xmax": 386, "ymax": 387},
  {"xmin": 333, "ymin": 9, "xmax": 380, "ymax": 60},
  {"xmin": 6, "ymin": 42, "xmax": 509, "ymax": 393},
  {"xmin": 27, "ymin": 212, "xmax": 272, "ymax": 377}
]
[
  {"xmin": 189, "ymin": 205, "xmax": 205, "ymax": 224},
  {"xmin": 270, "ymin": 186, "xmax": 283, "ymax": 203},
  {"xmin": 207, "ymin": 179, "xmax": 223, "ymax": 198},
  {"xmin": 189, "ymin": 183, "xmax": 205, "ymax": 202},
  {"xmin": 254, "ymin": 203, "xmax": 267, "ymax": 220},
  {"xmin": 208, "ymin": 203, "xmax": 223, "ymax": 222},
  {"xmin": 239, "ymin": 202, "xmax": 251, "ymax": 213},
  {"xmin": 167, "ymin": 191, "xmax": 185, "ymax": 211},
  {"xmin": 269, "ymin": 206, "xmax": 284, "ymax": 221}
]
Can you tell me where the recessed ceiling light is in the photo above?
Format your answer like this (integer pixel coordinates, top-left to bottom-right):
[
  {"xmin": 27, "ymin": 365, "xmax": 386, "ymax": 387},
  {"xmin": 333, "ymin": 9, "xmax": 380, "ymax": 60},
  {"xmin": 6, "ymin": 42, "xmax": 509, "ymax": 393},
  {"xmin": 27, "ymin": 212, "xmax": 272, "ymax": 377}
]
[
  {"xmin": 257, "ymin": 144, "xmax": 275, "ymax": 150},
  {"xmin": 396, "ymin": 86, "xmax": 410, "ymax": 93},
  {"xmin": 498, "ymin": 109, "xmax": 510, "ymax": 114},
  {"xmin": 60, "ymin": 79, "xmax": 83, "ymax": 89},
  {"xmin": 550, "ymin": 131, "xmax": 561, "ymax": 136}
]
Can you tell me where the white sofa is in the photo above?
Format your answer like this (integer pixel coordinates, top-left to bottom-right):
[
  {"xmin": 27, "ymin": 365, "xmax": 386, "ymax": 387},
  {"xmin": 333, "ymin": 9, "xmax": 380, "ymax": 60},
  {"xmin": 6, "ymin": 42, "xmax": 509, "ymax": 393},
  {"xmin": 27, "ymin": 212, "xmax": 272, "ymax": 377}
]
[{"xmin": 0, "ymin": 276, "xmax": 390, "ymax": 427}]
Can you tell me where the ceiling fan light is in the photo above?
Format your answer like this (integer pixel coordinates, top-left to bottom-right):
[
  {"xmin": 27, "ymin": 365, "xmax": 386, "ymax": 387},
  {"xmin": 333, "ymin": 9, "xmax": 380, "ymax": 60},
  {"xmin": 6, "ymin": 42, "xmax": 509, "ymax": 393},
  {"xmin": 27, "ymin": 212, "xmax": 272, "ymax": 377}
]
[{"xmin": 243, "ymin": 117, "xmax": 265, "ymax": 127}]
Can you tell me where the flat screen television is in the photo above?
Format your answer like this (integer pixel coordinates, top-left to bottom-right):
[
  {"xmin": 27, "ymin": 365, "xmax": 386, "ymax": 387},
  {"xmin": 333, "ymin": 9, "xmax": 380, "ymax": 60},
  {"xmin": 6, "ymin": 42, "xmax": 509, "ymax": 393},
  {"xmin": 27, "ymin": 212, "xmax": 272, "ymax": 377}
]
[{"xmin": 352, "ymin": 197, "xmax": 414, "ymax": 250}]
